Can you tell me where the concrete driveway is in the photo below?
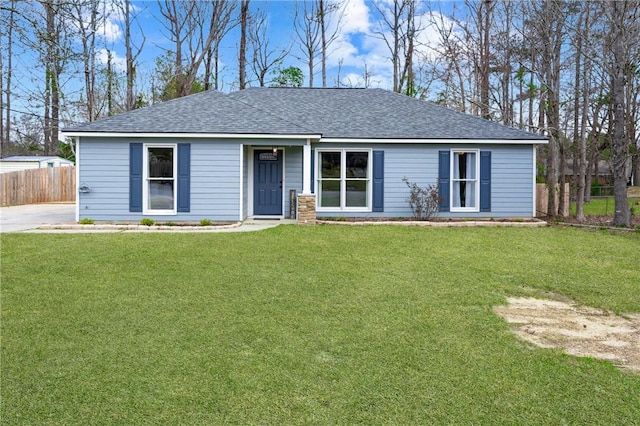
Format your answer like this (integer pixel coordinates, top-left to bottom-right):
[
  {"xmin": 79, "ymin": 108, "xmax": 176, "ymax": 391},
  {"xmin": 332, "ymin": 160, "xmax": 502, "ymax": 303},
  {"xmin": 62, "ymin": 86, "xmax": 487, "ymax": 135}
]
[{"xmin": 0, "ymin": 203, "xmax": 76, "ymax": 233}]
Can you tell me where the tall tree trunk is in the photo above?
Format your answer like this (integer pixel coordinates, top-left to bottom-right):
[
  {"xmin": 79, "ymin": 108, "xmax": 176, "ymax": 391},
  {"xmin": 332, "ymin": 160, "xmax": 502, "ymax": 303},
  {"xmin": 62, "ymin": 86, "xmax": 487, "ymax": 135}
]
[
  {"xmin": 74, "ymin": 0, "xmax": 98, "ymax": 121},
  {"xmin": 319, "ymin": 0, "xmax": 327, "ymax": 87},
  {"xmin": 574, "ymin": 5, "xmax": 590, "ymax": 221},
  {"xmin": 1, "ymin": 1, "xmax": 16, "ymax": 155},
  {"xmin": 609, "ymin": 0, "xmax": 631, "ymax": 226},
  {"xmin": 239, "ymin": 0, "xmax": 249, "ymax": 90},
  {"xmin": 43, "ymin": 0, "xmax": 60, "ymax": 155},
  {"xmin": 107, "ymin": 49, "xmax": 113, "ymax": 116},
  {"xmin": 125, "ymin": 0, "xmax": 135, "ymax": 110},
  {"xmin": 392, "ymin": 1, "xmax": 401, "ymax": 92},
  {"xmin": 401, "ymin": 0, "xmax": 415, "ymax": 96},
  {"xmin": 214, "ymin": 44, "xmax": 220, "ymax": 90},
  {"xmin": 0, "ymin": 22, "xmax": 4, "ymax": 155},
  {"xmin": 479, "ymin": 0, "xmax": 492, "ymax": 119}
]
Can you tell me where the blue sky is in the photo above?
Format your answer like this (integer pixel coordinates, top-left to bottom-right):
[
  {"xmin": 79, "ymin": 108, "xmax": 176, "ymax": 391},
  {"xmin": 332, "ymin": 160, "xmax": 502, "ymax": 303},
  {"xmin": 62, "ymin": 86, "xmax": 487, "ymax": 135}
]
[
  {"xmin": 96, "ymin": 0, "xmax": 458, "ymax": 91},
  {"xmin": 5, "ymin": 0, "xmax": 462, "ymax": 130}
]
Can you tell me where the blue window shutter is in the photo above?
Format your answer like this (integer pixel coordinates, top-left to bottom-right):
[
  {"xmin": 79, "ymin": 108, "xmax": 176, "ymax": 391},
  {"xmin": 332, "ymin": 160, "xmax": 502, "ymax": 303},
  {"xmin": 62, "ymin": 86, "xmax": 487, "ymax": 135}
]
[
  {"xmin": 311, "ymin": 149, "xmax": 315, "ymax": 193},
  {"xmin": 480, "ymin": 150, "xmax": 491, "ymax": 212},
  {"xmin": 129, "ymin": 143, "xmax": 143, "ymax": 212},
  {"xmin": 177, "ymin": 143, "xmax": 191, "ymax": 212},
  {"xmin": 372, "ymin": 150, "xmax": 384, "ymax": 212},
  {"xmin": 438, "ymin": 150, "xmax": 450, "ymax": 212}
]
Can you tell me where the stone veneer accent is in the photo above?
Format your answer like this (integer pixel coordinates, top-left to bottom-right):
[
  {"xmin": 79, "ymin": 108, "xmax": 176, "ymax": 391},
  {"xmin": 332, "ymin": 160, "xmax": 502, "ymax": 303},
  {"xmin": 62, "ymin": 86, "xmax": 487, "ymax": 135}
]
[{"xmin": 297, "ymin": 194, "xmax": 317, "ymax": 225}]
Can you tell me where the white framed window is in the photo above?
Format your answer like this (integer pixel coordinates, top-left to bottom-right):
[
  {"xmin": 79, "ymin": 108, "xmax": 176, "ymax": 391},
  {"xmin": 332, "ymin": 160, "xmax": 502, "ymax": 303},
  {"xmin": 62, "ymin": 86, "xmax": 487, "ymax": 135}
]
[
  {"xmin": 143, "ymin": 144, "xmax": 177, "ymax": 214},
  {"xmin": 317, "ymin": 149, "xmax": 371, "ymax": 211},
  {"xmin": 451, "ymin": 150, "xmax": 479, "ymax": 212}
]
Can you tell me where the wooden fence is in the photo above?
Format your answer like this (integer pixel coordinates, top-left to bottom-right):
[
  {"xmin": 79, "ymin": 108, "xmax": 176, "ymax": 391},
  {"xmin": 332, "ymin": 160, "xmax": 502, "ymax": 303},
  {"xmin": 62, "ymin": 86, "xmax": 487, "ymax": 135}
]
[
  {"xmin": 536, "ymin": 183, "xmax": 569, "ymax": 217},
  {"xmin": 1, "ymin": 166, "xmax": 76, "ymax": 206}
]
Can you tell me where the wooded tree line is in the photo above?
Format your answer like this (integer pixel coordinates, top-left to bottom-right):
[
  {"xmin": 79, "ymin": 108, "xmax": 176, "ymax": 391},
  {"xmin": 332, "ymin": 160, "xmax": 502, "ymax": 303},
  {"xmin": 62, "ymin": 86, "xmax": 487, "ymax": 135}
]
[{"xmin": 1, "ymin": 0, "xmax": 639, "ymax": 225}]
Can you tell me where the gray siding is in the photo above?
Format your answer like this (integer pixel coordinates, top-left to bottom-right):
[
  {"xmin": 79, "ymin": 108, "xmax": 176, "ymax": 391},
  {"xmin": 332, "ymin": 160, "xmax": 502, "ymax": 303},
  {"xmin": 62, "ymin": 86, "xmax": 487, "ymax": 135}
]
[
  {"xmin": 284, "ymin": 147, "xmax": 303, "ymax": 218},
  {"xmin": 78, "ymin": 137, "xmax": 535, "ymax": 222},
  {"xmin": 242, "ymin": 145, "xmax": 249, "ymax": 219},
  {"xmin": 78, "ymin": 137, "xmax": 242, "ymax": 222},
  {"xmin": 313, "ymin": 143, "xmax": 534, "ymax": 219}
]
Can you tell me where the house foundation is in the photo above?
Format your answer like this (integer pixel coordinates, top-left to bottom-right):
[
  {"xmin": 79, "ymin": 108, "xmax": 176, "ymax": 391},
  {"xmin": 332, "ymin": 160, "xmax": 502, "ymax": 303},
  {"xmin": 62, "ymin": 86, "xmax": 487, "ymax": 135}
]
[{"xmin": 297, "ymin": 194, "xmax": 317, "ymax": 225}]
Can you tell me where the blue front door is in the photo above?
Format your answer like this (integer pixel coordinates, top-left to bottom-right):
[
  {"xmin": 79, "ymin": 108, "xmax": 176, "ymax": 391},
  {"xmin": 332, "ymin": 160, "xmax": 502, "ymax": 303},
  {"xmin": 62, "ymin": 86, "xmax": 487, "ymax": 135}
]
[{"xmin": 254, "ymin": 150, "xmax": 283, "ymax": 215}]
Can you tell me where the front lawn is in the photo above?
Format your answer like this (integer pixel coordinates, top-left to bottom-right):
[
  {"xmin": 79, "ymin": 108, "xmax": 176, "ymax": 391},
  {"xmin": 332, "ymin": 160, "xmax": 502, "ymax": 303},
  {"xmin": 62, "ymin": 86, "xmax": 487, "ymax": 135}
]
[
  {"xmin": 570, "ymin": 197, "xmax": 640, "ymax": 216},
  {"xmin": 2, "ymin": 226, "xmax": 639, "ymax": 424}
]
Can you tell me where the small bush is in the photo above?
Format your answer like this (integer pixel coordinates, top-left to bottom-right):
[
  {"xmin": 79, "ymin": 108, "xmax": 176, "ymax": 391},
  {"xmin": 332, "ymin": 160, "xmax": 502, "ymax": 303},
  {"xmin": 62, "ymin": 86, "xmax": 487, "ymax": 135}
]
[
  {"xmin": 402, "ymin": 177, "xmax": 440, "ymax": 220},
  {"xmin": 200, "ymin": 219, "xmax": 212, "ymax": 226},
  {"xmin": 140, "ymin": 218, "xmax": 155, "ymax": 226},
  {"xmin": 163, "ymin": 222, "xmax": 177, "ymax": 227},
  {"xmin": 78, "ymin": 218, "xmax": 95, "ymax": 225}
]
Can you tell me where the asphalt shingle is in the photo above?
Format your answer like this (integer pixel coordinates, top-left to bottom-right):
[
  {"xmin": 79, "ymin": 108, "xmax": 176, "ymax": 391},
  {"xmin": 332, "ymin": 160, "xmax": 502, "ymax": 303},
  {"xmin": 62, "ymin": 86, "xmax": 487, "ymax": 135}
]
[{"xmin": 66, "ymin": 87, "xmax": 546, "ymax": 141}]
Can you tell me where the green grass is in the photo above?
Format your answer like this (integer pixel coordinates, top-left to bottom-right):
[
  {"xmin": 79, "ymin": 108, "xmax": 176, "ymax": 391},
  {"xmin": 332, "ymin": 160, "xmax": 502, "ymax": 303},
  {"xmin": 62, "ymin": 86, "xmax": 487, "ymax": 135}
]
[
  {"xmin": 2, "ymin": 226, "xmax": 639, "ymax": 424},
  {"xmin": 570, "ymin": 197, "xmax": 640, "ymax": 216}
]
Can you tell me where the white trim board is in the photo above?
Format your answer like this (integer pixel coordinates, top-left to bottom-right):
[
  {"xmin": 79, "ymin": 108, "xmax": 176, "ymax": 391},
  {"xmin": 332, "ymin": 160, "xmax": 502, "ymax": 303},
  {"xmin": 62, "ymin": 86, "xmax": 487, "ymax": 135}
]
[
  {"xmin": 63, "ymin": 131, "xmax": 322, "ymax": 140},
  {"xmin": 63, "ymin": 132, "xmax": 547, "ymax": 145},
  {"xmin": 319, "ymin": 138, "xmax": 548, "ymax": 144}
]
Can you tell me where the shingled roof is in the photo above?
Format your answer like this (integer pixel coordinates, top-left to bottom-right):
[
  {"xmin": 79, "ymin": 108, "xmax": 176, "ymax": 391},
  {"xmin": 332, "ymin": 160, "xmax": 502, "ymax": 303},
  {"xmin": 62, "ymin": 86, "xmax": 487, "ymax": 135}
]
[{"xmin": 66, "ymin": 87, "xmax": 546, "ymax": 141}]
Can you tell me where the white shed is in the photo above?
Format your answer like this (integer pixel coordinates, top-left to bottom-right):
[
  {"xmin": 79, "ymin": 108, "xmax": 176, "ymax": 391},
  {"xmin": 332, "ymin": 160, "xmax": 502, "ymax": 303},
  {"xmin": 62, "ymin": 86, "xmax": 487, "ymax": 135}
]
[{"xmin": 0, "ymin": 156, "xmax": 74, "ymax": 174}]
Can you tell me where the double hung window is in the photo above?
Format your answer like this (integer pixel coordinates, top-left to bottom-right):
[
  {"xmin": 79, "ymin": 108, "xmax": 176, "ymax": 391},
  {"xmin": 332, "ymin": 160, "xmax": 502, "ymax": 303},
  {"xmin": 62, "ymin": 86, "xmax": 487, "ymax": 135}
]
[
  {"xmin": 145, "ymin": 145, "xmax": 177, "ymax": 213},
  {"xmin": 451, "ymin": 150, "xmax": 479, "ymax": 211},
  {"xmin": 317, "ymin": 150, "xmax": 371, "ymax": 211}
]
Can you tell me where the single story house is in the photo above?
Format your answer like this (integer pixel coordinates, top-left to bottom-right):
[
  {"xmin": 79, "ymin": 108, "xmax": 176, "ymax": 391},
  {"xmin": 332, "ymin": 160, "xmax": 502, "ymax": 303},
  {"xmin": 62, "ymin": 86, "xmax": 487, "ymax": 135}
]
[
  {"xmin": 0, "ymin": 156, "xmax": 74, "ymax": 174},
  {"xmin": 565, "ymin": 159, "xmax": 613, "ymax": 186},
  {"xmin": 63, "ymin": 88, "xmax": 547, "ymax": 223}
]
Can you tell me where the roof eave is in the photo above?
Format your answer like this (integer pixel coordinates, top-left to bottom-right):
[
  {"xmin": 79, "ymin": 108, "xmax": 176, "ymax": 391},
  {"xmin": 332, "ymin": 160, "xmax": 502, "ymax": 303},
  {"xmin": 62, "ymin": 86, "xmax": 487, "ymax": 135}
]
[
  {"xmin": 62, "ymin": 131, "xmax": 322, "ymax": 140},
  {"xmin": 319, "ymin": 137, "xmax": 548, "ymax": 144}
]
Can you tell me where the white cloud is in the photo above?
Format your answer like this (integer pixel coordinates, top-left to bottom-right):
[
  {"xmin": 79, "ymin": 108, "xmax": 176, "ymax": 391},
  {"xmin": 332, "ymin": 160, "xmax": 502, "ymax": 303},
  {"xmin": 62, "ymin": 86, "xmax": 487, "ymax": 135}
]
[
  {"xmin": 67, "ymin": 0, "xmax": 124, "ymax": 44},
  {"xmin": 325, "ymin": 0, "xmax": 391, "ymax": 70},
  {"xmin": 325, "ymin": 1, "xmax": 462, "ymax": 91},
  {"xmin": 340, "ymin": 70, "xmax": 391, "ymax": 89},
  {"xmin": 341, "ymin": 0, "xmax": 371, "ymax": 34},
  {"xmin": 98, "ymin": 18, "xmax": 122, "ymax": 43},
  {"xmin": 96, "ymin": 48, "xmax": 126, "ymax": 73},
  {"xmin": 96, "ymin": 0, "xmax": 144, "ymax": 43}
]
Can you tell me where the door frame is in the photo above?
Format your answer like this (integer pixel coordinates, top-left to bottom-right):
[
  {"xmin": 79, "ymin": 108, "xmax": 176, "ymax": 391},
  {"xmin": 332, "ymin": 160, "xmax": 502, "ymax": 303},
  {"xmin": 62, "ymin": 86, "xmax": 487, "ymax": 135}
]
[{"xmin": 248, "ymin": 147, "xmax": 286, "ymax": 218}]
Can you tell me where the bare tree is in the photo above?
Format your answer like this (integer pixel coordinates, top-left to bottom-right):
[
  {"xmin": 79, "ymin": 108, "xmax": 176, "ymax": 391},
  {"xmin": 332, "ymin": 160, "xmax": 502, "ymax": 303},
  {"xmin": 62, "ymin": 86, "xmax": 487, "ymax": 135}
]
[
  {"xmin": 399, "ymin": 0, "xmax": 416, "ymax": 96},
  {"xmin": 476, "ymin": 0, "xmax": 493, "ymax": 119},
  {"xmin": 606, "ymin": 0, "xmax": 638, "ymax": 226},
  {"xmin": 119, "ymin": 0, "xmax": 146, "ymax": 111},
  {"xmin": 238, "ymin": 0, "xmax": 249, "ymax": 90},
  {"xmin": 157, "ymin": 1, "xmax": 234, "ymax": 98},
  {"xmin": 40, "ymin": 0, "xmax": 69, "ymax": 155},
  {"xmin": 520, "ymin": 1, "xmax": 569, "ymax": 217},
  {"xmin": 572, "ymin": 3, "xmax": 589, "ymax": 221},
  {"xmin": 248, "ymin": 8, "xmax": 290, "ymax": 87},
  {"xmin": 201, "ymin": 1, "xmax": 235, "ymax": 91},
  {"xmin": 293, "ymin": 1, "xmax": 322, "ymax": 87},
  {"xmin": 425, "ymin": 4, "xmax": 472, "ymax": 111},
  {"xmin": 318, "ymin": 0, "xmax": 343, "ymax": 87},
  {"xmin": 1, "ymin": 0, "xmax": 18, "ymax": 155},
  {"xmin": 67, "ymin": 0, "xmax": 101, "ymax": 121},
  {"xmin": 372, "ymin": 0, "xmax": 407, "ymax": 93}
]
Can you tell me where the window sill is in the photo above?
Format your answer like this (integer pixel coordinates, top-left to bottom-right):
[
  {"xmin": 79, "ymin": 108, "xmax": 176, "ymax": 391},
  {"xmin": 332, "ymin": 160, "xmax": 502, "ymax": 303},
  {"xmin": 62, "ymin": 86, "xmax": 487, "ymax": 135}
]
[
  {"xmin": 142, "ymin": 210, "xmax": 177, "ymax": 216},
  {"xmin": 317, "ymin": 208, "xmax": 372, "ymax": 213},
  {"xmin": 450, "ymin": 208, "xmax": 480, "ymax": 213}
]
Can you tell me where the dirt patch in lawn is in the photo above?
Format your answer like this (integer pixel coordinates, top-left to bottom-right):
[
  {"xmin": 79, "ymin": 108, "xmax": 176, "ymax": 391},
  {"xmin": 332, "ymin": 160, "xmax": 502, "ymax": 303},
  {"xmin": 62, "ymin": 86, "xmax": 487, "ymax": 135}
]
[{"xmin": 494, "ymin": 297, "xmax": 640, "ymax": 374}]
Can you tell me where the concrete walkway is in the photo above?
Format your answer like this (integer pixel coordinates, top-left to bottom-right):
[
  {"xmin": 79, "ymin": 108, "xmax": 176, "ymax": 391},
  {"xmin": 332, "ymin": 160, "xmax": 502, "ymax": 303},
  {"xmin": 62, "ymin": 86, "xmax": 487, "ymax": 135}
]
[
  {"xmin": 0, "ymin": 203, "xmax": 290, "ymax": 233},
  {"xmin": 1, "ymin": 203, "xmax": 76, "ymax": 233},
  {"xmin": 1, "ymin": 203, "xmax": 546, "ymax": 234}
]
